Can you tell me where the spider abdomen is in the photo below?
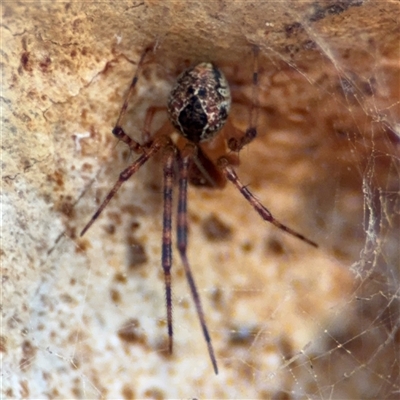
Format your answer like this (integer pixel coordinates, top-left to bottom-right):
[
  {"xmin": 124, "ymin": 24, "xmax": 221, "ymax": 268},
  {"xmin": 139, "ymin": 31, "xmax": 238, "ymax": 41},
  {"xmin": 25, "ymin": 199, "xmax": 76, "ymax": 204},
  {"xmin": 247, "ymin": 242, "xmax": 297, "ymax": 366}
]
[{"xmin": 167, "ymin": 62, "xmax": 231, "ymax": 143}]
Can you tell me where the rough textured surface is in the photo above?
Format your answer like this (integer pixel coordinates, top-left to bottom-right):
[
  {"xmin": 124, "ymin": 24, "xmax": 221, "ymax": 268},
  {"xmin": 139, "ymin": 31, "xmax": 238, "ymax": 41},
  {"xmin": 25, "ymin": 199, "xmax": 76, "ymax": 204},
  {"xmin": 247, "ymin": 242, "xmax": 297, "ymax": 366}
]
[{"xmin": 3, "ymin": 1, "xmax": 399, "ymax": 399}]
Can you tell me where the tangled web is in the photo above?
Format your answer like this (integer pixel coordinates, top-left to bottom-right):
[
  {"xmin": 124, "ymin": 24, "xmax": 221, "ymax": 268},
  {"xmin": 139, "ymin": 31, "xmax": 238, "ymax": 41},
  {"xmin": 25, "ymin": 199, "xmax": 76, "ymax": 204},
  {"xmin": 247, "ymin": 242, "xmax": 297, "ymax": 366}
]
[{"xmin": 4, "ymin": 2, "xmax": 399, "ymax": 399}]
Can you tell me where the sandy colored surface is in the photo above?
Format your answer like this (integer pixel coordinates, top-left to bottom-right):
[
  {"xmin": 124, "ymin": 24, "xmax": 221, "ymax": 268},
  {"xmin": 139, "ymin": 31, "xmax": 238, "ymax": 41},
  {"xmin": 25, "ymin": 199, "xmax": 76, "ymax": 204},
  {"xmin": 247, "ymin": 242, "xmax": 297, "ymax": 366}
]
[{"xmin": 2, "ymin": 1, "xmax": 399, "ymax": 399}]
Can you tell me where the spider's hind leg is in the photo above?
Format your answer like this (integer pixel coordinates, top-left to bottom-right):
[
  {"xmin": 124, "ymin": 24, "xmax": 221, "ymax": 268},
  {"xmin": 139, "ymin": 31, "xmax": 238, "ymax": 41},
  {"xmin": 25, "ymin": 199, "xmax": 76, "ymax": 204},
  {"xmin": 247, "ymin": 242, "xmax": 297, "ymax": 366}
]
[
  {"xmin": 160, "ymin": 144, "xmax": 176, "ymax": 357},
  {"xmin": 112, "ymin": 46, "xmax": 154, "ymax": 154},
  {"xmin": 218, "ymin": 158, "xmax": 318, "ymax": 248},
  {"xmin": 175, "ymin": 144, "xmax": 219, "ymax": 374},
  {"xmin": 80, "ymin": 135, "xmax": 169, "ymax": 237},
  {"xmin": 228, "ymin": 45, "xmax": 260, "ymax": 152}
]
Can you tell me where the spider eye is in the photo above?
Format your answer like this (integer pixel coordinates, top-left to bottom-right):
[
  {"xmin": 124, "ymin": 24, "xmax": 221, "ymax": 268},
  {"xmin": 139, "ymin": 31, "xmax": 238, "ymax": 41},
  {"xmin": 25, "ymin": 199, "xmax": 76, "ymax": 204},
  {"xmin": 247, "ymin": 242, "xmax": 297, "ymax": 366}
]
[{"xmin": 167, "ymin": 63, "xmax": 231, "ymax": 143}]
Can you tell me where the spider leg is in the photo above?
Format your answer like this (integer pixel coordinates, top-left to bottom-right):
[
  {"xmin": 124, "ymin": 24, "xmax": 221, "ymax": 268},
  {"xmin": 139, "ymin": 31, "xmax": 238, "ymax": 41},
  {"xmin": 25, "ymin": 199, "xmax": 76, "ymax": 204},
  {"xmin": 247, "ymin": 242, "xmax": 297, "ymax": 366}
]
[
  {"xmin": 177, "ymin": 144, "xmax": 219, "ymax": 375},
  {"xmin": 218, "ymin": 159, "xmax": 318, "ymax": 248},
  {"xmin": 228, "ymin": 45, "xmax": 260, "ymax": 152},
  {"xmin": 142, "ymin": 106, "xmax": 167, "ymax": 143},
  {"xmin": 112, "ymin": 46, "xmax": 153, "ymax": 153},
  {"xmin": 161, "ymin": 144, "xmax": 176, "ymax": 356},
  {"xmin": 80, "ymin": 136, "xmax": 167, "ymax": 236}
]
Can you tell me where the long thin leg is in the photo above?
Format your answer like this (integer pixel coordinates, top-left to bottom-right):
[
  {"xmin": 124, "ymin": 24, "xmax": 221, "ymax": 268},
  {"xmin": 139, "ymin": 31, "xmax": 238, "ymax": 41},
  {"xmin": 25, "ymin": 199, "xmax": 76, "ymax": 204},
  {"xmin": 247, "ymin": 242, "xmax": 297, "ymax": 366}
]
[
  {"xmin": 80, "ymin": 137, "xmax": 167, "ymax": 236},
  {"xmin": 219, "ymin": 160, "xmax": 318, "ymax": 248},
  {"xmin": 177, "ymin": 144, "xmax": 219, "ymax": 374},
  {"xmin": 161, "ymin": 145, "xmax": 176, "ymax": 355},
  {"xmin": 112, "ymin": 46, "xmax": 153, "ymax": 153},
  {"xmin": 142, "ymin": 106, "xmax": 167, "ymax": 143},
  {"xmin": 228, "ymin": 45, "xmax": 260, "ymax": 152}
]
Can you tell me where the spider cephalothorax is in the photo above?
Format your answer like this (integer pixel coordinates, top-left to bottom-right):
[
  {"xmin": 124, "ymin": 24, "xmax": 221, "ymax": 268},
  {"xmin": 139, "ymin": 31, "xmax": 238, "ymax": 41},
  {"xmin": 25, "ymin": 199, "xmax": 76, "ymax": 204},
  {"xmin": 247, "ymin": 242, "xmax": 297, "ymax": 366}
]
[{"xmin": 81, "ymin": 46, "xmax": 317, "ymax": 375}]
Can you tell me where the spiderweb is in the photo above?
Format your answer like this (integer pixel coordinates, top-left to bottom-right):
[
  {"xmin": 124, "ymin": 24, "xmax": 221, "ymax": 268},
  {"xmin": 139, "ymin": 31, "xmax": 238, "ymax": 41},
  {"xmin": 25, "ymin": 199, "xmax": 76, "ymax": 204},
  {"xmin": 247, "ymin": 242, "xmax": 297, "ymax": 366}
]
[{"xmin": 2, "ymin": 2, "xmax": 399, "ymax": 399}]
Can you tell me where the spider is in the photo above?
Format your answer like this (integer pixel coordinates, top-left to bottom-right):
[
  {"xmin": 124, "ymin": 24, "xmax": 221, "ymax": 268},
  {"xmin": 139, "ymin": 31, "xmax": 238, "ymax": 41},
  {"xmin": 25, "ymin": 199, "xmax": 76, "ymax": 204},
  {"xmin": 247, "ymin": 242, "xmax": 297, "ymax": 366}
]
[{"xmin": 80, "ymin": 46, "xmax": 318, "ymax": 375}]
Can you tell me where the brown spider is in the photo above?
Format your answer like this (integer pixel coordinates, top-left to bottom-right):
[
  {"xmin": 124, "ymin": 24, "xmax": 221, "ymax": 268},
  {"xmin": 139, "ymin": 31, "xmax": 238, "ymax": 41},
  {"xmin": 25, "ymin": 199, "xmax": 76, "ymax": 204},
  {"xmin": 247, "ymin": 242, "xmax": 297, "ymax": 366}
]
[{"xmin": 80, "ymin": 46, "xmax": 317, "ymax": 375}]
